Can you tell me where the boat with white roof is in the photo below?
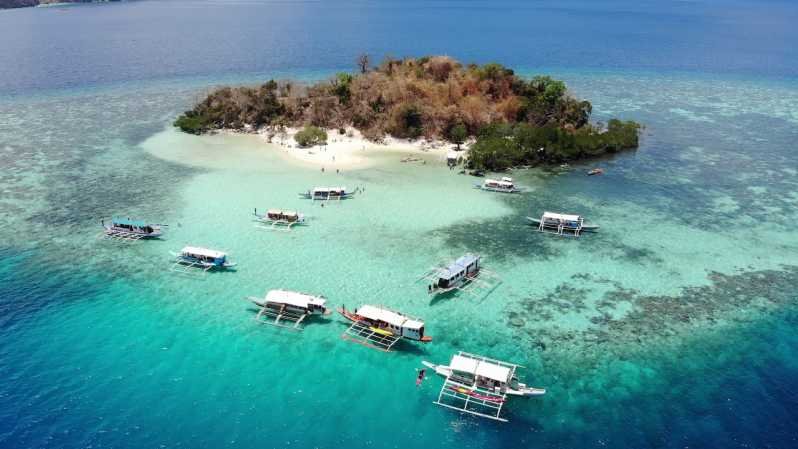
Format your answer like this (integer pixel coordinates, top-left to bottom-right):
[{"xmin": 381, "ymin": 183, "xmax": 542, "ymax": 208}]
[
  {"xmin": 248, "ymin": 289, "xmax": 330, "ymax": 330},
  {"xmin": 169, "ymin": 246, "xmax": 236, "ymax": 274},
  {"xmin": 338, "ymin": 304, "xmax": 432, "ymax": 351},
  {"xmin": 253, "ymin": 208, "xmax": 307, "ymax": 231},
  {"xmin": 299, "ymin": 186, "xmax": 354, "ymax": 201},
  {"xmin": 475, "ymin": 177, "xmax": 521, "ymax": 193},
  {"xmin": 422, "ymin": 351, "xmax": 545, "ymax": 422},
  {"xmin": 527, "ymin": 211, "xmax": 599, "ymax": 237}
]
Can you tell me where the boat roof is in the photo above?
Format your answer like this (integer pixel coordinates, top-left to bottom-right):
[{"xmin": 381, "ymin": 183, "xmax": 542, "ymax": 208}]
[
  {"xmin": 501, "ymin": 177, "xmax": 513, "ymax": 182},
  {"xmin": 485, "ymin": 178, "xmax": 513, "ymax": 187},
  {"xmin": 357, "ymin": 305, "xmax": 423, "ymax": 329},
  {"xmin": 265, "ymin": 290, "xmax": 325, "ymax": 308},
  {"xmin": 438, "ymin": 254, "xmax": 479, "ymax": 280},
  {"xmin": 112, "ymin": 217, "xmax": 147, "ymax": 227},
  {"xmin": 543, "ymin": 211, "xmax": 581, "ymax": 221},
  {"xmin": 450, "ymin": 354, "xmax": 512, "ymax": 383},
  {"xmin": 313, "ymin": 186, "xmax": 346, "ymax": 192},
  {"xmin": 181, "ymin": 246, "xmax": 226, "ymax": 258},
  {"xmin": 268, "ymin": 209, "xmax": 298, "ymax": 216},
  {"xmin": 446, "ymin": 151, "xmax": 460, "ymax": 159}
]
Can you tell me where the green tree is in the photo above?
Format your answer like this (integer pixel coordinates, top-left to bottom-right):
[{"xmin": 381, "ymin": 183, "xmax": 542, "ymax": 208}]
[
  {"xmin": 294, "ymin": 126, "xmax": 328, "ymax": 148},
  {"xmin": 449, "ymin": 124, "xmax": 467, "ymax": 150}
]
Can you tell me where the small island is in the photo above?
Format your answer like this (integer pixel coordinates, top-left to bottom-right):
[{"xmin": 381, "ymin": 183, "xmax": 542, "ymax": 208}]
[{"xmin": 175, "ymin": 56, "xmax": 640, "ymax": 170}]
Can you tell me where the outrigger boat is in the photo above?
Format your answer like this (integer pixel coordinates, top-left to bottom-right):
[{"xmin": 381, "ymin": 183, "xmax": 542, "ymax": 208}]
[
  {"xmin": 526, "ymin": 211, "xmax": 599, "ymax": 237},
  {"xmin": 422, "ymin": 351, "xmax": 545, "ymax": 422},
  {"xmin": 475, "ymin": 177, "xmax": 521, "ymax": 193},
  {"xmin": 419, "ymin": 254, "xmax": 500, "ymax": 298},
  {"xmin": 587, "ymin": 168, "xmax": 605, "ymax": 176},
  {"xmin": 170, "ymin": 246, "xmax": 236, "ymax": 275},
  {"xmin": 299, "ymin": 187, "xmax": 354, "ymax": 201},
  {"xmin": 100, "ymin": 217, "xmax": 164, "ymax": 241},
  {"xmin": 253, "ymin": 208, "xmax": 306, "ymax": 231},
  {"xmin": 338, "ymin": 304, "xmax": 432, "ymax": 351},
  {"xmin": 247, "ymin": 289, "xmax": 330, "ymax": 330}
]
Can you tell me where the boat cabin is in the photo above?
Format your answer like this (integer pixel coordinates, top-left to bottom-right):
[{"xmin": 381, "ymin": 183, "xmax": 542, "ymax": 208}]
[
  {"xmin": 539, "ymin": 211, "xmax": 584, "ymax": 236},
  {"xmin": 260, "ymin": 290, "xmax": 328, "ymax": 315},
  {"xmin": 269, "ymin": 209, "xmax": 299, "ymax": 222},
  {"xmin": 447, "ymin": 353, "xmax": 514, "ymax": 391},
  {"xmin": 479, "ymin": 178, "xmax": 519, "ymax": 193},
  {"xmin": 431, "ymin": 254, "xmax": 480, "ymax": 292},
  {"xmin": 180, "ymin": 246, "xmax": 228, "ymax": 266},
  {"xmin": 102, "ymin": 217, "xmax": 162, "ymax": 240},
  {"xmin": 304, "ymin": 186, "xmax": 351, "ymax": 201},
  {"xmin": 353, "ymin": 305, "xmax": 430, "ymax": 342}
]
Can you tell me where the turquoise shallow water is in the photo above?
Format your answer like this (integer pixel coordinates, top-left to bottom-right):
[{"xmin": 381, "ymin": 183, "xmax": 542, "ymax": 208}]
[
  {"xmin": 2, "ymin": 1, "xmax": 798, "ymax": 447},
  {"xmin": 1, "ymin": 70, "xmax": 797, "ymax": 448}
]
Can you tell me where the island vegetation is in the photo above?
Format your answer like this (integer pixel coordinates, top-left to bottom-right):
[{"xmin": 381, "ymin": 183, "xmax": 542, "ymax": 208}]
[
  {"xmin": 174, "ymin": 55, "xmax": 640, "ymax": 170},
  {"xmin": 0, "ymin": 0, "xmax": 117, "ymax": 9}
]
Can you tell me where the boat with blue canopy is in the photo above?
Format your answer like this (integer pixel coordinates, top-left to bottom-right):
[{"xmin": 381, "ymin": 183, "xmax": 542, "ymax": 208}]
[
  {"xmin": 101, "ymin": 217, "xmax": 164, "ymax": 241},
  {"xmin": 419, "ymin": 254, "xmax": 500, "ymax": 298}
]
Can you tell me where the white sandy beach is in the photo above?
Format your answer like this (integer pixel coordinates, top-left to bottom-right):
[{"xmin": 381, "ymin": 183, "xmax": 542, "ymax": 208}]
[{"xmin": 254, "ymin": 126, "xmax": 461, "ymax": 169}]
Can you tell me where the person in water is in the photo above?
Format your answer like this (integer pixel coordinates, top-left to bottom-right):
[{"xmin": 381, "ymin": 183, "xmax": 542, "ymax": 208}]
[{"xmin": 416, "ymin": 369, "xmax": 426, "ymax": 387}]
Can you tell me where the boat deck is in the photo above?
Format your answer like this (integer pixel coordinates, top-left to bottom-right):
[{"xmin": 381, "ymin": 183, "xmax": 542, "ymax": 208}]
[
  {"xmin": 98, "ymin": 229, "xmax": 150, "ymax": 242},
  {"xmin": 341, "ymin": 320, "xmax": 401, "ymax": 352},
  {"xmin": 252, "ymin": 302, "xmax": 309, "ymax": 331},
  {"xmin": 169, "ymin": 258, "xmax": 213, "ymax": 276},
  {"xmin": 434, "ymin": 378, "xmax": 508, "ymax": 422}
]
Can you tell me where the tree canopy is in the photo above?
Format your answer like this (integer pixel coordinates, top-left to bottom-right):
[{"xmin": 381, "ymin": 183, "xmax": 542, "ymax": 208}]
[{"xmin": 174, "ymin": 55, "xmax": 641, "ymax": 167}]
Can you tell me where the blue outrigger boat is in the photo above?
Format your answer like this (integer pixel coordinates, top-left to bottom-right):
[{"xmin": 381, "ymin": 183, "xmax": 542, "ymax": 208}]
[{"xmin": 101, "ymin": 217, "xmax": 164, "ymax": 240}]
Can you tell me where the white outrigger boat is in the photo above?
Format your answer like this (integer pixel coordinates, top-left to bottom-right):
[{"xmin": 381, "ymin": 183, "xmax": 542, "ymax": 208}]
[
  {"xmin": 526, "ymin": 211, "xmax": 599, "ymax": 237},
  {"xmin": 475, "ymin": 177, "xmax": 521, "ymax": 193},
  {"xmin": 422, "ymin": 351, "xmax": 545, "ymax": 422},
  {"xmin": 338, "ymin": 304, "xmax": 432, "ymax": 351},
  {"xmin": 100, "ymin": 217, "xmax": 164, "ymax": 241},
  {"xmin": 170, "ymin": 246, "xmax": 236, "ymax": 274},
  {"xmin": 253, "ymin": 208, "xmax": 306, "ymax": 231},
  {"xmin": 299, "ymin": 186, "xmax": 354, "ymax": 201},
  {"xmin": 419, "ymin": 254, "xmax": 500, "ymax": 298},
  {"xmin": 248, "ymin": 289, "xmax": 330, "ymax": 330}
]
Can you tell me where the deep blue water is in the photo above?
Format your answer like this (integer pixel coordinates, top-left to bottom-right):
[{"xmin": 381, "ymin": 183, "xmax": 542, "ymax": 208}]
[
  {"xmin": 1, "ymin": 1, "xmax": 798, "ymax": 449},
  {"xmin": 2, "ymin": 0, "xmax": 798, "ymax": 95}
]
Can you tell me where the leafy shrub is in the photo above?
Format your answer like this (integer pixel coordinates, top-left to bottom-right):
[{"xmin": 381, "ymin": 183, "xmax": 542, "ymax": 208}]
[{"xmin": 294, "ymin": 126, "xmax": 328, "ymax": 147}]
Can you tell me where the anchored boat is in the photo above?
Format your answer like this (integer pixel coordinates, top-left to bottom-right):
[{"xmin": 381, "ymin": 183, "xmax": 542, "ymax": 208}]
[
  {"xmin": 101, "ymin": 217, "xmax": 164, "ymax": 241},
  {"xmin": 422, "ymin": 351, "xmax": 545, "ymax": 422},
  {"xmin": 299, "ymin": 187, "xmax": 354, "ymax": 201},
  {"xmin": 338, "ymin": 304, "xmax": 432, "ymax": 351},
  {"xmin": 475, "ymin": 177, "xmax": 521, "ymax": 193},
  {"xmin": 248, "ymin": 289, "xmax": 330, "ymax": 330},
  {"xmin": 419, "ymin": 254, "xmax": 500, "ymax": 298},
  {"xmin": 253, "ymin": 208, "xmax": 306, "ymax": 230},
  {"xmin": 170, "ymin": 246, "xmax": 236, "ymax": 274},
  {"xmin": 526, "ymin": 212, "xmax": 599, "ymax": 237}
]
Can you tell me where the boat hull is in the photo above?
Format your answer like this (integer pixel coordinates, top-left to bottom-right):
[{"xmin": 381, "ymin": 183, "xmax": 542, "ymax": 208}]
[
  {"xmin": 474, "ymin": 184, "xmax": 521, "ymax": 194},
  {"xmin": 103, "ymin": 226, "xmax": 163, "ymax": 239},
  {"xmin": 525, "ymin": 217, "xmax": 599, "ymax": 231}
]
